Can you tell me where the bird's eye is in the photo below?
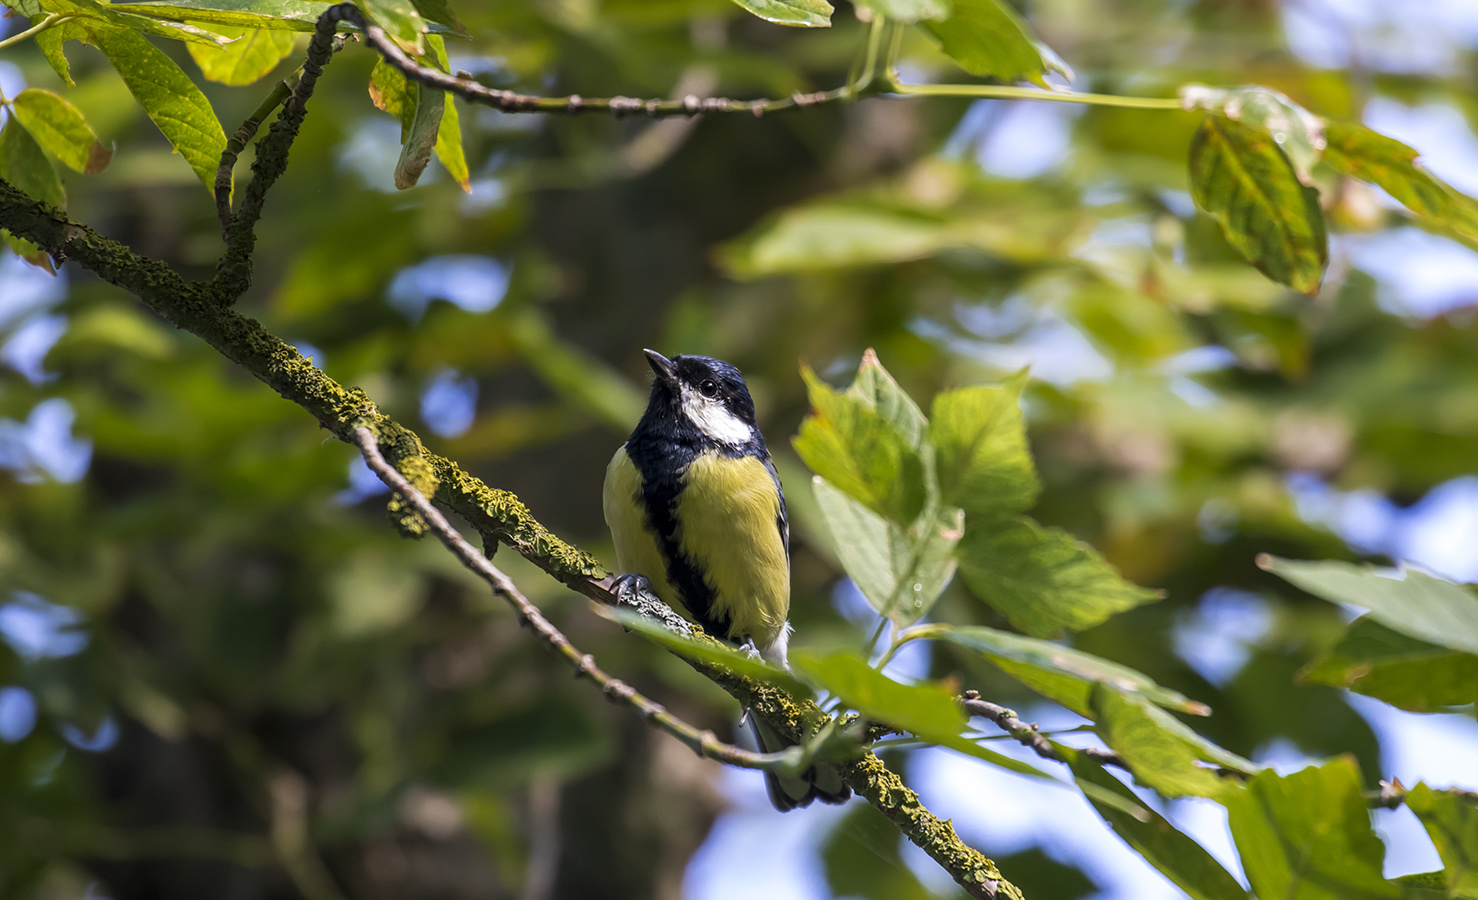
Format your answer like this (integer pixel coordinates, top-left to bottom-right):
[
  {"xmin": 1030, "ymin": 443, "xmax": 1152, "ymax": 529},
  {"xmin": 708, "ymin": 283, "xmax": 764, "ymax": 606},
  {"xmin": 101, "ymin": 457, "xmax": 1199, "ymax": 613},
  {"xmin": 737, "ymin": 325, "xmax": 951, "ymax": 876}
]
[{"xmin": 698, "ymin": 379, "xmax": 720, "ymax": 399}]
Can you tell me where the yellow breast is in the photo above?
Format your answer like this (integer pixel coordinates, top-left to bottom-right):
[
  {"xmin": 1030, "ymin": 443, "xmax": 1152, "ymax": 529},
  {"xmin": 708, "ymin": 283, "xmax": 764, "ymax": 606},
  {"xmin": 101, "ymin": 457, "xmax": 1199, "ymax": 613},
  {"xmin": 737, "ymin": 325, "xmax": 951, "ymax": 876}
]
[
  {"xmin": 674, "ymin": 452, "xmax": 790, "ymax": 645},
  {"xmin": 601, "ymin": 446, "xmax": 789, "ymax": 647}
]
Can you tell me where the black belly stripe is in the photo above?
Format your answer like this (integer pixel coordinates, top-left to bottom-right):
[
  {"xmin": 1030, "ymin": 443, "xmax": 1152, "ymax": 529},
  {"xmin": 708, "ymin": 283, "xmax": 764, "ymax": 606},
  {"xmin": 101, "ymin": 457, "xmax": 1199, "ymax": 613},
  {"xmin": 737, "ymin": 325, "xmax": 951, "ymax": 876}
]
[{"xmin": 623, "ymin": 435, "xmax": 732, "ymax": 642}]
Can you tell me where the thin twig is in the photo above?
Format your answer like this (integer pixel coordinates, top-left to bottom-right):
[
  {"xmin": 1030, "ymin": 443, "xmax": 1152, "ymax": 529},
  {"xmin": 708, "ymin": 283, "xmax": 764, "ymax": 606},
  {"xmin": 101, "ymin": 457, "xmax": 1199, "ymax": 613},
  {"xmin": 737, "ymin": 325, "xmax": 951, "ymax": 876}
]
[
  {"xmin": 331, "ymin": 2, "xmax": 871, "ymax": 118},
  {"xmin": 351, "ymin": 426, "xmax": 796, "ymax": 774},
  {"xmin": 961, "ymin": 691, "xmax": 1127, "ymax": 770}
]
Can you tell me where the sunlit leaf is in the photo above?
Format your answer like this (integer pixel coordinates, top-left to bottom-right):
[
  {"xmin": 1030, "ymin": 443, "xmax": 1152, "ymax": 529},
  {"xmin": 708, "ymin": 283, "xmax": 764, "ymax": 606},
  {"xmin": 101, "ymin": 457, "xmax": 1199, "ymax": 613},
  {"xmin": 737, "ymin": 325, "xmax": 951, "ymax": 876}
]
[
  {"xmin": 1091, "ymin": 686, "xmax": 1227, "ymax": 798},
  {"xmin": 791, "ymin": 649, "xmax": 1053, "ymax": 779},
  {"xmin": 9, "ymin": 89, "xmax": 112, "ymax": 174},
  {"xmin": 601, "ymin": 607, "xmax": 813, "ymax": 699},
  {"xmin": 0, "ymin": 119, "xmax": 65, "ymax": 210},
  {"xmin": 1262, "ymin": 557, "xmax": 1478, "ymax": 657},
  {"xmin": 109, "ymin": 0, "xmax": 341, "ymax": 32},
  {"xmin": 924, "ymin": 0, "xmax": 1061, "ymax": 86},
  {"xmin": 721, "ymin": 206, "xmax": 958, "ymax": 277},
  {"xmin": 427, "ymin": 35, "xmax": 470, "ymax": 192},
  {"xmin": 361, "ymin": 0, "xmax": 426, "ymax": 54},
  {"xmin": 34, "ymin": 21, "xmax": 81, "ymax": 87},
  {"xmin": 726, "ymin": 0, "xmax": 832, "ymax": 27},
  {"xmin": 1321, "ymin": 119, "xmax": 1478, "ymax": 252},
  {"xmin": 1404, "ymin": 784, "xmax": 1478, "ymax": 898},
  {"xmin": 854, "ymin": 0, "xmax": 949, "ymax": 24},
  {"xmin": 813, "ymin": 479, "xmax": 961, "ymax": 626},
  {"xmin": 929, "ymin": 371, "xmax": 1037, "ymax": 515},
  {"xmin": 846, "ymin": 349, "xmax": 928, "ymax": 450},
  {"xmin": 1068, "ymin": 755, "xmax": 1251, "ymax": 900},
  {"xmin": 1188, "ymin": 114, "xmax": 1327, "ymax": 295},
  {"xmin": 81, "ymin": 22, "xmax": 226, "ymax": 189},
  {"xmin": 910, "ymin": 623, "xmax": 1208, "ymax": 717},
  {"xmin": 187, "ymin": 25, "xmax": 297, "ymax": 85},
  {"xmin": 1180, "ymin": 85, "xmax": 1324, "ymax": 180},
  {"xmin": 794, "ymin": 366, "xmax": 929, "ymax": 525},
  {"xmin": 1300, "ymin": 616, "xmax": 1478, "ymax": 712},
  {"xmin": 957, "ymin": 514, "xmax": 1159, "ymax": 638},
  {"xmin": 1224, "ymin": 758, "xmax": 1400, "ymax": 900}
]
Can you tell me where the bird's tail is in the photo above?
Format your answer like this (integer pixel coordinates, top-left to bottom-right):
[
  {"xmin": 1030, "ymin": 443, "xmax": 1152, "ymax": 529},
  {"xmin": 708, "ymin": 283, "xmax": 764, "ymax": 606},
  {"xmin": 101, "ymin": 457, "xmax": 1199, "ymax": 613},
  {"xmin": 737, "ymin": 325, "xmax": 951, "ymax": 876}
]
[{"xmin": 750, "ymin": 715, "xmax": 851, "ymax": 812}]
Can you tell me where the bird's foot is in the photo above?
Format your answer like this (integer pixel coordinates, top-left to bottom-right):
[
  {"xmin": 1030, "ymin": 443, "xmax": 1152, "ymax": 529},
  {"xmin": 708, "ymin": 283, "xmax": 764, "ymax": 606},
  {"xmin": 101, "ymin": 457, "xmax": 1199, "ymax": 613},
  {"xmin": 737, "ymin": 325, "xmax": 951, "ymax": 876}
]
[
  {"xmin": 613, "ymin": 573, "xmax": 655, "ymax": 607},
  {"xmin": 739, "ymin": 637, "xmax": 763, "ymax": 662}
]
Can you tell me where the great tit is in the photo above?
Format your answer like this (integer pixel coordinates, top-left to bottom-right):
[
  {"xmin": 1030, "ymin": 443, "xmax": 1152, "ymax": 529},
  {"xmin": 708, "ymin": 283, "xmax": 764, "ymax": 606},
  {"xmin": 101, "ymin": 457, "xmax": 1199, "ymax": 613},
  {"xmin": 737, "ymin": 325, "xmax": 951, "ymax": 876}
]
[{"xmin": 603, "ymin": 350, "xmax": 849, "ymax": 811}]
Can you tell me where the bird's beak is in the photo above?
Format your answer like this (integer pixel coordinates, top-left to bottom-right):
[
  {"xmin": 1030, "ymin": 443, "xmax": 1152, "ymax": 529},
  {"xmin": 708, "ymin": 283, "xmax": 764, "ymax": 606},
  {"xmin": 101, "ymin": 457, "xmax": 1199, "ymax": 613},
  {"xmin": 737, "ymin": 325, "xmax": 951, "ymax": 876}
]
[{"xmin": 643, "ymin": 349, "xmax": 677, "ymax": 389}]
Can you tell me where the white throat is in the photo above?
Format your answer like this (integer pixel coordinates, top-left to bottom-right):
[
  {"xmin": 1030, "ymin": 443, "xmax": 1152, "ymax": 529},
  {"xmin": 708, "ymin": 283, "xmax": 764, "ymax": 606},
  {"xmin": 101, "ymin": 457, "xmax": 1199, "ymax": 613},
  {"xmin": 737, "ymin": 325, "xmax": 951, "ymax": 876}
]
[{"xmin": 679, "ymin": 383, "xmax": 753, "ymax": 446}]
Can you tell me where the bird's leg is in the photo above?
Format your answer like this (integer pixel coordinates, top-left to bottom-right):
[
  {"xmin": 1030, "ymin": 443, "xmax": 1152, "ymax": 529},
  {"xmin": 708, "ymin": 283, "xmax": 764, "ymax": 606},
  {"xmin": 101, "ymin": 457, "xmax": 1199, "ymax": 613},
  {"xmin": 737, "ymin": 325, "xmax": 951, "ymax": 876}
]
[{"xmin": 739, "ymin": 636, "xmax": 763, "ymax": 661}]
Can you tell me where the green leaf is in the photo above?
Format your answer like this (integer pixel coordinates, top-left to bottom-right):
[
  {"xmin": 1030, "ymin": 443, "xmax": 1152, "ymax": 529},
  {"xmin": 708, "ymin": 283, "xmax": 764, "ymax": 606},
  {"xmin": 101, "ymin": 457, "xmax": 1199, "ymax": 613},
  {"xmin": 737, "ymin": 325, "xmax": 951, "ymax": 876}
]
[
  {"xmin": 0, "ymin": 118, "xmax": 65, "ymax": 267},
  {"xmin": 910, "ymin": 623, "xmax": 1208, "ymax": 717},
  {"xmin": 794, "ymin": 366, "xmax": 928, "ymax": 525},
  {"xmin": 394, "ymin": 81, "xmax": 443, "ymax": 190},
  {"xmin": 9, "ymin": 89, "xmax": 112, "ymax": 174},
  {"xmin": 426, "ymin": 35, "xmax": 470, "ymax": 193},
  {"xmin": 1188, "ymin": 114, "xmax": 1328, "ymax": 295},
  {"xmin": 1091, "ymin": 686, "xmax": 1227, "ymax": 798},
  {"xmin": 1300, "ymin": 616, "xmax": 1478, "ymax": 712},
  {"xmin": 1069, "ymin": 755, "xmax": 1251, "ymax": 900},
  {"xmin": 600, "ymin": 607, "xmax": 813, "ymax": 699},
  {"xmin": 846, "ymin": 349, "xmax": 929, "ymax": 450},
  {"xmin": 34, "ymin": 20, "xmax": 81, "ymax": 87},
  {"xmin": 929, "ymin": 371, "xmax": 1037, "ymax": 515},
  {"xmin": 1224, "ymin": 758, "xmax": 1400, "ymax": 900},
  {"xmin": 361, "ymin": 0, "xmax": 427, "ymax": 53},
  {"xmin": 1404, "ymin": 784, "xmax": 1478, "ymax": 898},
  {"xmin": 187, "ymin": 25, "xmax": 297, "ymax": 85},
  {"xmin": 82, "ymin": 22, "xmax": 226, "ymax": 189},
  {"xmin": 854, "ymin": 0, "xmax": 949, "ymax": 24},
  {"xmin": 40, "ymin": 0, "xmax": 237, "ymax": 46},
  {"xmin": 813, "ymin": 478, "xmax": 961, "ymax": 626},
  {"xmin": 409, "ymin": 0, "xmax": 465, "ymax": 32},
  {"xmin": 791, "ymin": 649, "xmax": 1053, "ymax": 779},
  {"xmin": 1261, "ymin": 558, "xmax": 1478, "ymax": 657},
  {"xmin": 1321, "ymin": 119, "xmax": 1478, "ymax": 252},
  {"xmin": 1181, "ymin": 85, "xmax": 1324, "ymax": 180},
  {"xmin": 720, "ymin": 206, "xmax": 958, "ymax": 277},
  {"xmin": 957, "ymin": 514, "xmax": 1159, "ymax": 638},
  {"xmin": 726, "ymin": 0, "xmax": 832, "ymax": 27},
  {"xmin": 924, "ymin": 0, "xmax": 1061, "ymax": 87},
  {"xmin": 0, "ymin": 119, "xmax": 66, "ymax": 210},
  {"xmin": 823, "ymin": 804, "xmax": 937, "ymax": 900},
  {"xmin": 109, "ymin": 0, "xmax": 342, "ymax": 32}
]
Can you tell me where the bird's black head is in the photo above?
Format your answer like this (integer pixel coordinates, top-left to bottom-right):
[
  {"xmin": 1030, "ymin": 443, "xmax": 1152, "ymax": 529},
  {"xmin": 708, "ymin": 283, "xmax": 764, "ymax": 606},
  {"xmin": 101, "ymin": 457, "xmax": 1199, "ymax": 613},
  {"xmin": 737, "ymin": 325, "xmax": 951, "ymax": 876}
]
[{"xmin": 635, "ymin": 349, "xmax": 761, "ymax": 449}]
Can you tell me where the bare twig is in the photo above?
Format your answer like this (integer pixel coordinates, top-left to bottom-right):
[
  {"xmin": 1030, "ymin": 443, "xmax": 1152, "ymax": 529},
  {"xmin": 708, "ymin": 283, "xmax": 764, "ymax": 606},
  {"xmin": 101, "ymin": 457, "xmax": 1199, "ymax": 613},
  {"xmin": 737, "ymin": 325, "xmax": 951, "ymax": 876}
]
[
  {"xmin": 331, "ymin": 3, "xmax": 871, "ymax": 118},
  {"xmin": 961, "ymin": 691, "xmax": 1127, "ymax": 771},
  {"xmin": 351, "ymin": 426, "xmax": 796, "ymax": 774}
]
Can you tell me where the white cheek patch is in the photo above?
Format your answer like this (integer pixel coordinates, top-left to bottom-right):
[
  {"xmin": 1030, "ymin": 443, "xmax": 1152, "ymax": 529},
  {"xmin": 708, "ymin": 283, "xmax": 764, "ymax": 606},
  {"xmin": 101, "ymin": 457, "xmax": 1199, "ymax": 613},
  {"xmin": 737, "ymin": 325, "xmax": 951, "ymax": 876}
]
[{"xmin": 679, "ymin": 383, "xmax": 753, "ymax": 445}]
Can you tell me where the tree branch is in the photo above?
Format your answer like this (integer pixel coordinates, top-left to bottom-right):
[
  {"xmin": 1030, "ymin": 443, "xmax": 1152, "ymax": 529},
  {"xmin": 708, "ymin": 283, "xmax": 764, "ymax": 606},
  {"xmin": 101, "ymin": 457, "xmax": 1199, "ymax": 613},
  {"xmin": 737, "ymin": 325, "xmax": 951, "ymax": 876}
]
[
  {"xmin": 0, "ymin": 174, "xmax": 1020, "ymax": 900},
  {"xmin": 353, "ymin": 424, "xmax": 796, "ymax": 774},
  {"xmin": 330, "ymin": 3, "xmax": 871, "ymax": 118}
]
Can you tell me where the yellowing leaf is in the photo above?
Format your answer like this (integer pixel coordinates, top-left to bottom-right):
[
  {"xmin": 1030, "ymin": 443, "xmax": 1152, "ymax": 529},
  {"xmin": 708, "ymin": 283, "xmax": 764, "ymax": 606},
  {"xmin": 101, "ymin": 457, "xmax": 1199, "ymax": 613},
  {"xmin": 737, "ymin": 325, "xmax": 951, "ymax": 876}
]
[
  {"xmin": 9, "ymin": 88, "xmax": 112, "ymax": 174},
  {"xmin": 1188, "ymin": 115, "xmax": 1327, "ymax": 295},
  {"xmin": 187, "ymin": 25, "xmax": 298, "ymax": 85}
]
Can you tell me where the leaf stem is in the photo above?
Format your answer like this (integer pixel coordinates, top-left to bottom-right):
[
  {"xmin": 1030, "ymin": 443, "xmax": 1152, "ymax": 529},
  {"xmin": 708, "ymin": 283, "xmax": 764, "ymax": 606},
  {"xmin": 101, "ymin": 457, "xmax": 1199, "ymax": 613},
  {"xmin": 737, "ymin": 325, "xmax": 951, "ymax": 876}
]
[
  {"xmin": 884, "ymin": 67, "xmax": 1184, "ymax": 110},
  {"xmin": 863, "ymin": 615, "xmax": 890, "ymax": 658},
  {"xmin": 0, "ymin": 14, "xmax": 76, "ymax": 53}
]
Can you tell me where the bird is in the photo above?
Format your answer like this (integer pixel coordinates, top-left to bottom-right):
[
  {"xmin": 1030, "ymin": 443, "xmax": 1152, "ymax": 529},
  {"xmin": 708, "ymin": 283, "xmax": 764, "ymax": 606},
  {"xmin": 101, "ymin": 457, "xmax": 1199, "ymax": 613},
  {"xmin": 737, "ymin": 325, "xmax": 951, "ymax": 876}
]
[{"xmin": 603, "ymin": 349, "xmax": 849, "ymax": 811}]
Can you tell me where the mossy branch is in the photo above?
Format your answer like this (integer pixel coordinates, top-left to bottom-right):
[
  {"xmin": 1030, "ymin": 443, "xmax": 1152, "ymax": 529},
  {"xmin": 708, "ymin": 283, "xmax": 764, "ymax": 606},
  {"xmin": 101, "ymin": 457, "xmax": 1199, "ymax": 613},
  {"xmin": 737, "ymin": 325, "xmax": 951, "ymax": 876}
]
[{"xmin": 0, "ymin": 175, "xmax": 1019, "ymax": 900}]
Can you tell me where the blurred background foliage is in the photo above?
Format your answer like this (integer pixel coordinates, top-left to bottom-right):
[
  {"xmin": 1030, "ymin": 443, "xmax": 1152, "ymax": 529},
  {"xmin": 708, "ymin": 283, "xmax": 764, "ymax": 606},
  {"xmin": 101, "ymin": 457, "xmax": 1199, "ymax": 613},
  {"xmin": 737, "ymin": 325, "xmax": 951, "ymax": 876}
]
[{"xmin": 2, "ymin": 0, "xmax": 1478, "ymax": 897}]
